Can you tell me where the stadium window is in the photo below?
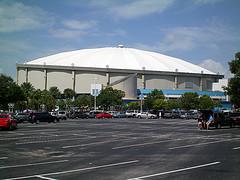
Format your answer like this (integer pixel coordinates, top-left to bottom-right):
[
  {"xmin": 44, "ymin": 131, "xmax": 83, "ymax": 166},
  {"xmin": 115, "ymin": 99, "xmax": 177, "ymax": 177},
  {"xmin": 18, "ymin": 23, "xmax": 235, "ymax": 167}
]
[{"xmin": 185, "ymin": 82, "xmax": 193, "ymax": 89}]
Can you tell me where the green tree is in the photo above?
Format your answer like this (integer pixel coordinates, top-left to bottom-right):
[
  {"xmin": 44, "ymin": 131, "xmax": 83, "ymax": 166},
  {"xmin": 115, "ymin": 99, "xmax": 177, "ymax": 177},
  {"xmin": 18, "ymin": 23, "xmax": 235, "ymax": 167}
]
[
  {"xmin": 224, "ymin": 52, "xmax": 240, "ymax": 108},
  {"xmin": 20, "ymin": 82, "xmax": 35, "ymax": 108},
  {"xmin": 75, "ymin": 95, "xmax": 92, "ymax": 108},
  {"xmin": 144, "ymin": 89, "xmax": 165, "ymax": 110},
  {"xmin": 56, "ymin": 99, "xmax": 66, "ymax": 110},
  {"xmin": 39, "ymin": 90, "xmax": 55, "ymax": 111},
  {"xmin": 180, "ymin": 92, "xmax": 199, "ymax": 110},
  {"xmin": 166, "ymin": 99, "xmax": 180, "ymax": 110},
  {"xmin": 28, "ymin": 89, "xmax": 42, "ymax": 110},
  {"xmin": 49, "ymin": 86, "xmax": 61, "ymax": 99},
  {"xmin": 97, "ymin": 87, "xmax": 125, "ymax": 110},
  {"xmin": 0, "ymin": 74, "xmax": 25, "ymax": 110},
  {"xmin": 199, "ymin": 95, "xmax": 214, "ymax": 110},
  {"xmin": 63, "ymin": 88, "xmax": 76, "ymax": 99},
  {"xmin": 127, "ymin": 102, "xmax": 140, "ymax": 110},
  {"xmin": 152, "ymin": 99, "xmax": 167, "ymax": 110}
]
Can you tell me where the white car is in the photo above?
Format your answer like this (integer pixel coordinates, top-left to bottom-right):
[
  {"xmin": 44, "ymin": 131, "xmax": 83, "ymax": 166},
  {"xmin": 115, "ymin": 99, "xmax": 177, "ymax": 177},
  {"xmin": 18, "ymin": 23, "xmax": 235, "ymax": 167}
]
[
  {"xmin": 57, "ymin": 111, "xmax": 67, "ymax": 120},
  {"xmin": 125, "ymin": 110, "xmax": 139, "ymax": 118},
  {"xmin": 136, "ymin": 112, "xmax": 157, "ymax": 119}
]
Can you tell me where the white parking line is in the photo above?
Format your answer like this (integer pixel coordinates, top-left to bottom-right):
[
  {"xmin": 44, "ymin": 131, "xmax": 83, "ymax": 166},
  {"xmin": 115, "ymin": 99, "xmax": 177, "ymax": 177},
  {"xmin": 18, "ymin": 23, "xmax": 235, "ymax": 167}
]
[
  {"xmin": 112, "ymin": 138, "xmax": 185, "ymax": 150},
  {"xmin": 233, "ymin": 147, "xmax": 240, "ymax": 150},
  {"xmin": 0, "ymin": 157, "xmax": 8, "ymax": 160},
  {"xmin": 35, "ymin": 175, "xmax": 57, "ymax": 180},
  {"xmin": 0, "ymin": 160, "xmax": 68, "ymax": 169},
  {"xmin": 169, "ymin": 138, "xmax": 240, "ymax": 150},
  {"xmin": 127, "ymin": 161, "xmax": 221, "ymax": 180},
  {"xmin": 62, "ymin": 138, "xmax": 129, "ymax": 149},
  {"xmin": 16, "ymin": 137, "xmax": 92, "ymax": 145},
  {"xmin": 3, "ymin": 160, "xmax": 139, "ymax": 180}
]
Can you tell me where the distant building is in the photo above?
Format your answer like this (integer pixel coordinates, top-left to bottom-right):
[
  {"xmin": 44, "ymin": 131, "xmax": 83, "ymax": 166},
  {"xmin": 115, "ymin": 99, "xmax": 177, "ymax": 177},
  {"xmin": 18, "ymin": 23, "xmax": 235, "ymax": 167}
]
[{"xmin": 16, "ymin": 46, "xmax": 223, "ymax": 100}]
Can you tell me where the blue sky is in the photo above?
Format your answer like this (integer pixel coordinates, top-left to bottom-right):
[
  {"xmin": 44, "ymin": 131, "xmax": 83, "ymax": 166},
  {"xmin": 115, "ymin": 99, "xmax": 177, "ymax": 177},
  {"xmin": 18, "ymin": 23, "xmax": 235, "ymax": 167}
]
[{"xmin": 0, "ymin": 0, "xmax": 239, "ymax": 79}]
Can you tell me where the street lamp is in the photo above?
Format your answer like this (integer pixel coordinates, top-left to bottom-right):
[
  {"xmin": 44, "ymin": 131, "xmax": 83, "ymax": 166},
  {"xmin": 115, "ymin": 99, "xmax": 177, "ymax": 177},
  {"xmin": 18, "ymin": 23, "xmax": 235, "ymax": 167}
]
[{"xmin": 93, "ymin": 78, "xmax": 98, "ymax": 111}]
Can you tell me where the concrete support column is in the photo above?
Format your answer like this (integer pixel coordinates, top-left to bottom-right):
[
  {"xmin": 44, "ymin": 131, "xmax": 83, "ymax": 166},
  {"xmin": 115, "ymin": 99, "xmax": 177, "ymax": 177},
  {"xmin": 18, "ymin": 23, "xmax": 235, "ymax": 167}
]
[
  {"xmin": 72, "ymin": 70, "xmax": 76, "ymax": 92},
  {"xmin": 25, "ymin": 68, "xmax": 28, "ymax": 83},
  {"xmin": 200, "ymin": 77, "xmax": 203, "ymax": 91},
  {"xmin": 16, "ymin": 67, "xmax": 19, "ymax": 85},
  {"xmin": 106, "ymin": 72, "xmax": 110, "ymax": 86},
  {"xmin": 142, "ymin": 74, "xmax": 145, "ymax": 89},
  {"xmin": 44, "ymin": 69, "xmax": 47, "ymax": 90},
  {"xmin": 174, "ymin": 76, "xmax": 178, "ymax": 90}
]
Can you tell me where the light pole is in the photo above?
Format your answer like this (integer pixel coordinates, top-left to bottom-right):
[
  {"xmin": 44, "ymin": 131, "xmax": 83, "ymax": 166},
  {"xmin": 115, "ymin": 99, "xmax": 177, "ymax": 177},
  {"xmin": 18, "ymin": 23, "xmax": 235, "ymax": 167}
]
[
  {"xmin": 140, "ymin": 94, "xmax": 144, "ymax": 113},
  {"xmin": 93, "ymin": 78, "xmax": 97, "ymax": 111}
]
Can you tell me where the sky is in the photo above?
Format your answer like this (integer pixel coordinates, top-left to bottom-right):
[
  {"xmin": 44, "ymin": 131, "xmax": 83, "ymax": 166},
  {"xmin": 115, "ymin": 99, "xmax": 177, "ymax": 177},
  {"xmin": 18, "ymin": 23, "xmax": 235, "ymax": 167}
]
[{"xmin": 0, "ymin": 0, "xmax": 239, "ymax": 79}]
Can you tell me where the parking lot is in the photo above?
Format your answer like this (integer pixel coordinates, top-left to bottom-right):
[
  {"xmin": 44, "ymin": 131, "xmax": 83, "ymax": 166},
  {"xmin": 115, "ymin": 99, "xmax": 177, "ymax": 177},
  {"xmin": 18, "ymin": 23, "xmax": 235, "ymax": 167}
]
[{"xmin": 0, "ymin": 118, "xmax": 240, "ymax": 180}]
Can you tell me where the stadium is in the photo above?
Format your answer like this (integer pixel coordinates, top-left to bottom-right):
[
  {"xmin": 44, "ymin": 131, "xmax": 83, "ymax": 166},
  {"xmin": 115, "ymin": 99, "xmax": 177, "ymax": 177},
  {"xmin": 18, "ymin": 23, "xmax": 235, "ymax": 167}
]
[{"xmin": 16, "ymin": 45, "xmax": 225, "ymax": 101}]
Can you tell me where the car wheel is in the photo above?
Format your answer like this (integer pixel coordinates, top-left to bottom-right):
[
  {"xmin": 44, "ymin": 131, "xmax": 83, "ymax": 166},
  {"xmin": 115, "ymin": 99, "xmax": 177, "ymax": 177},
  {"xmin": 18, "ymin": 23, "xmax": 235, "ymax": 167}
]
[{"xmin": 138, "ymin": 116, "xmax": 141, "ymax": 119}]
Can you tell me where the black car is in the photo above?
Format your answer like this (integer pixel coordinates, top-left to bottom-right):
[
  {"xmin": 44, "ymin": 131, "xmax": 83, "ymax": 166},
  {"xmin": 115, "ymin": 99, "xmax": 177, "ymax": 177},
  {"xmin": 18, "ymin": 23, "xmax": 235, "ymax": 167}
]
[
  {"xmin": 68, "ymin": 111, "xmax": 89, "ymax": 119},
  {"xmin": 30, "ymin": 112, "xmax": 58, "ymax": 123},
  {"xmin": 14, "ymin": 113, "xmax": 31, "ymax": 123}
]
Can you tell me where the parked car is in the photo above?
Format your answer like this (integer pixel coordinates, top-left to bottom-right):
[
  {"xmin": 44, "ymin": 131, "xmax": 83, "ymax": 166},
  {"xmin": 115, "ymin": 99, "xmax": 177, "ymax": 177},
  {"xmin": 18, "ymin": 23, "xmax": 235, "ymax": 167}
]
[
  {"xmin": 107, "ymin": 111, "xmax": 117, "ymax": 115},
  {"xmin": 14, "ymin": 112, "xmax": 31, "ymax": 123},
  {"xmin": 57, "ymin": 111, "xmax": 67, "ymax": 120},
  {"xmin": 30, "ymin": 112, "xmax": 58, "ymax": 123},
  {"xmin": 113, "ymin": 112, "xmax": 127, "ymax": 118},
  {"xmin": 50, "ymin": 111, "xmax": 58, "ymax": 118},
  {"xmin": 136, "ymin": 112, "xmax": 157, "ymax": 119},
  {"xmin": 74, "ymin": 112, "xmax": 89, "ymax": 119},
  {"xmin": 228, "ymin": 112, "xmax": 240, "ymax": 126},
  {"xmin": 96, "ymin": 112, "xmax": 113, "ymax": 119},
  {"xmin": 171, "ymin": 111, "xmax": 181, "ymax": 119},
  {"xmin": 162, "ymin": 111, "xmax": 173, "ymax": 118},
  {"xmin": 125, "ymin": 110, "xmax": 139, "ymax": 118},
  {"xmin": 186, "ymin": 110, "xmax": 199, "ymax": 119},
  {"xmin": 0, "ymin": 114, "xmax": 17, "ymax": 130},
  {"xmin": 88, "ymin": 111, "xmax": 102, "ymax": 118},
  {"xmin": 198, "ymin": 110, "xmax": 233, "ymax": 129}
]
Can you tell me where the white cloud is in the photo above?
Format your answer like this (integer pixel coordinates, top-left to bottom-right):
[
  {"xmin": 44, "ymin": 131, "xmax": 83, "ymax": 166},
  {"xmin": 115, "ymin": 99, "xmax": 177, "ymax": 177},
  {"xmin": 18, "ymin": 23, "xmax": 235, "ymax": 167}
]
[
  {"xmin": 49, "ymin": 28, "xmax": 87, "ymax": 39},
  {"xmin": 89, "ymin": 0, "xmax": 176, "ymax": 19},
  {"xmin": 110, "ymin": 0, "xmax": 175, "ymax": 19},
  {"xmin": 0, "ymin": 38, "xmax": 34, "ymax": 54},
  {"xmin": 199, "ymin": 59, "xmax": 232, "ymax": 78},
  {"xmin": 0, "ymin": 1, "xmax": 53, "ymax": 32},
  {"xmin": 136, "ymin": 23, "xmax": 239, "ymax": 53},
  {"xmin": 193, "ymin": 0, "xmax": 224, "ymax": 5},
  {"xmin": 62, "ymin": 20, "xmax": 97, "ymax": 30},
  {"xmin": 49, "ymin": 19, "xmax": 97, "ymax": 39}
]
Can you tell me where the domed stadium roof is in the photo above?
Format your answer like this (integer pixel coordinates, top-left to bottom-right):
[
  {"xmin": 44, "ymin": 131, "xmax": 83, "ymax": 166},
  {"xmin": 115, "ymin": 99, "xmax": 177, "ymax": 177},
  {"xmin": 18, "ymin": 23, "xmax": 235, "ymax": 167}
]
[{"xmin": 27, "ymin": 46, "xmax": 215, "ymax": 75}]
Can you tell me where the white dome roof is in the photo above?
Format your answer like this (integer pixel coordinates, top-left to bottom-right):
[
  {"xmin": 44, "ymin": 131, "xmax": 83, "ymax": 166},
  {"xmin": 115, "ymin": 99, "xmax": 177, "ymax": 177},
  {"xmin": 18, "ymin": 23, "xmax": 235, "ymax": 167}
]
[{"xmin": 27, "ymin": 47, "xmax": 215, "ymax": 75}]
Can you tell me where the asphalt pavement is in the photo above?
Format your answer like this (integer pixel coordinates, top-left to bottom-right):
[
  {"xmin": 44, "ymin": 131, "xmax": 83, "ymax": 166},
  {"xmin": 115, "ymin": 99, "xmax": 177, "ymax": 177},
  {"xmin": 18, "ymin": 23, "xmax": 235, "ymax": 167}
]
[{"xmin": 0, "ymin": 117, "xmax": 239, "ymax": 180}]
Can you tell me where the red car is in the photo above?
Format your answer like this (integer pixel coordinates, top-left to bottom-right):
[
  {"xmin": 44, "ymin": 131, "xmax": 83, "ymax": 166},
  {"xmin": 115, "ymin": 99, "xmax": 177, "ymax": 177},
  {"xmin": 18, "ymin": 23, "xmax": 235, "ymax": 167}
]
[
  {"xmin": 0, "ymin": 114, "xmax": 17, "ymax": 130},
  {"xmin": 95, "ymin": 112, "xmax": 113, "ymax": 119}
]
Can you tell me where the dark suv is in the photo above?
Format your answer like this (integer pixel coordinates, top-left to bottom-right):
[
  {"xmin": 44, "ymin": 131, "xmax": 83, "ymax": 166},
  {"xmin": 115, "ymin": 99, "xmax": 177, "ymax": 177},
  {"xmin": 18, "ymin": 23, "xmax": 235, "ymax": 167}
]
[{"xmin": 30, "ymin": 112, "xmax": 58, "ymax": 123}]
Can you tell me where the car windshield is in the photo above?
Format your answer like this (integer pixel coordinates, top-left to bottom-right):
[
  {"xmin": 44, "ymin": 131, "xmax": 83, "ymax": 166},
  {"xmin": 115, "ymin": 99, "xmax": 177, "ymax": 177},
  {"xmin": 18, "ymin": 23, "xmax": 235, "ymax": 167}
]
[{"xmin": 0, "ymin": 115, "xmax": 8, "ymax": 118}]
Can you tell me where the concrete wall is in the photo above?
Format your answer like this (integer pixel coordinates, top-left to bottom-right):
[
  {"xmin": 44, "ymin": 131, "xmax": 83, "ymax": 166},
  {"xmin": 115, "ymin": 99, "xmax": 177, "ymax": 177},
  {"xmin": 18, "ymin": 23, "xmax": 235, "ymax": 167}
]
[
  {"xmin": 47, "ymin": 70, "xmax": 72, "ymax": 92},
  {"xmin": 17, "ymin": 66, "xmax": 218, "ymax": 97},
  {"xmin": 110, "ymin": 73, "xmax": 137, "ymax": 99},
  {"xmin": 145, "ymin": 75, "xmax": 174, "ymax": 90},
  {"xmin": 177, "ymin": 76, "xmax": 200, "ymax": 90},
  {"xmin": 75, "ymin": 72, "xmax": 107, "ymax": 93},
  {"xmin": 28, "ymin": 69, "xmax": 45, "ymax": 90},
  {"xmin": 17, "ymin": 68, "xmax": 27, "ymax": 85},
  {"xmin": 202, "ymin": 78, "xmax": 214, "ymax": 91}
]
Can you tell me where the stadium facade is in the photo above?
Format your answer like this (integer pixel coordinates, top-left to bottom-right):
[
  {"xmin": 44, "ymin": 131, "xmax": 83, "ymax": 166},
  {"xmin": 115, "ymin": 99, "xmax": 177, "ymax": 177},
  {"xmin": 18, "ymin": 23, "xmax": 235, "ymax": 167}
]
[{"xmin": 16, "ymin": 46, "xmax": 224, "ymax": 100}]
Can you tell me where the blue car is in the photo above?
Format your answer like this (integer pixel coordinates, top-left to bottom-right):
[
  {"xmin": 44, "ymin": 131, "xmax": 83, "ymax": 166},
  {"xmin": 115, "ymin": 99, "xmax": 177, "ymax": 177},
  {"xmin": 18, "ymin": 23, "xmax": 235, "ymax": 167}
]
[{"xmin": 113, "ymin": 112, "xmax": 127, "ymax": 118}]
